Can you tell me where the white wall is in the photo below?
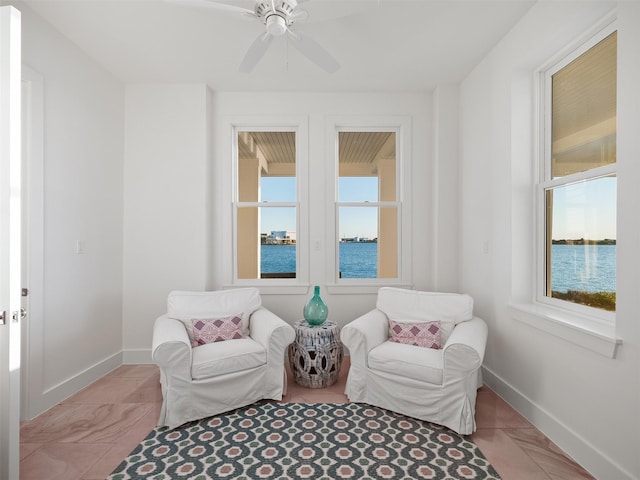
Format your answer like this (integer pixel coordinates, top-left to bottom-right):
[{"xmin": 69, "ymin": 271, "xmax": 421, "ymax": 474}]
[
  {"xmin": 16, "ymin": 1, "xmax": 125, "ymax": 416},
  {"xmin": 122, "ymin": 84, "xmax": 211, "ymax": 361},
  {"xmin": 459, "ymin": 3, "xmax": 639, "ymax": 479},
  {"xmin": 432, "ymin": 85, "xmax": 460, "ymax": 292},
  {"xmin": 121, "ymin": 89, "xmax": 467, "ymax": 358}
]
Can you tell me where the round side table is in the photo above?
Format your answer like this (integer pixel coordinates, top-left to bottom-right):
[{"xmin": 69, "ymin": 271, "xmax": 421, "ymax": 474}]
[{"xmin": 288, "ymin": 320, "xmax": 343, "ymax": 388}]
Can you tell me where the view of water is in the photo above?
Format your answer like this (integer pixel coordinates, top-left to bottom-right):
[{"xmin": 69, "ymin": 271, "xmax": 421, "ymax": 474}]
[
  {"xmin": 261, "ymin": 243, "xmax": 616, "ymax": 293},
  {"xmin": 551, "ymin": 244, "xmax": 616, "ymax": 293},
  {"xmin": 261, "ymin": 245, "xmax": 296, "ymax": 273},
  {"xmin": 260, "ymin": 243, "xmax": 377, "ymax": 278},
  {"xmin": 339, "ymin": 242, "xmax": 377, "ymax": 278}
]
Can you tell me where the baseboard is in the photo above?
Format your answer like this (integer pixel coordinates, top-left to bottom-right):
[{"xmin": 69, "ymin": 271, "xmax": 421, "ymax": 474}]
[
  {"xmin": 30, "ymin": 352, "xmax": 123, "ymax": 420},
  {"xmin": 25, "ymin": 350, "xmax": 154, "ymax": 420},
  {"xmin": 481, "ymin": 365, "xmax": 635, "ymax": 480},
  {"xmin": 122, "ymin": 349, "xmax": 153, "ymax": 364}
]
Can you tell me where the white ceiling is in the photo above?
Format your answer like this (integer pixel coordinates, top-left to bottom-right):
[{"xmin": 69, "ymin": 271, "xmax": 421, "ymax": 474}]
[{"xmin": 21, "ymin": 0, "xmax": 535, "ymax": 92}]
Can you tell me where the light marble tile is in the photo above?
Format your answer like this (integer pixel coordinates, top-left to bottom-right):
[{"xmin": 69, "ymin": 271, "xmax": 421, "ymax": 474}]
[
  {"xmin": 475, "ymin": 388, "xmax": 532, "ymax": 429},
  {"xmin": 20, "ymin": 355, "xmax": 593, "ymax": 480},
  {"xmin": 81, "ymin": 408, "xmax": 161, "ymax": 480},
  {"xmin": 19, "ymin": 443, "xmax": 41, "ymax": 460},
  {"xmin": 473, "ymin": 428, "xmax": 550, "ymax": 480},
  {"xmin": 20, "ymin": 443, "xmax": 110, "ymax": 480},
  {"xmin": 63, "ymin": 375, "xmax": 154, "ymax": 405},
  {"xmin": 106, "ymin": 364, "xmax": 159, "ymax": 379},
  {"xmin": 504, "ymin": 428, "xmax": 595, "ymax": 480},
  {"xmin": 21, "ymin": 403, "xmax": 155, "ymax": 444}
]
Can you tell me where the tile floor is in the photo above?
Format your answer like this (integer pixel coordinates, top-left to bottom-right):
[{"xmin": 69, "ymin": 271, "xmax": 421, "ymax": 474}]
[{"xmin": 19, "ymin": 357, "xmax": 596, "ymax": 480}]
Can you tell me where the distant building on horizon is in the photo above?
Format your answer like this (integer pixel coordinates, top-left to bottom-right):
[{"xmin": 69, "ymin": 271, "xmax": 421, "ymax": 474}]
[
  {"xmin": 262, "ymin": 230, "xmax": 296, "ymax": 245},
  {"xmin": 340, "ymin": 236, "xmax": 377, "ymax": 243}
]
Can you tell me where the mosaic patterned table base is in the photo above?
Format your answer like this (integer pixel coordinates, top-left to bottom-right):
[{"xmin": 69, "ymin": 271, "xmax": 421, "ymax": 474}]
[{"xmin": 288, "ymin": 320, "xmax": 343, "ymax": 388}]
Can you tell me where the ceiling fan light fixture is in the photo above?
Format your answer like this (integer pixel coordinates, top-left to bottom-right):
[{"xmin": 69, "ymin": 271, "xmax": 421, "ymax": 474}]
[{"xmin": 265, "ymin": 14, "xmax": 287, "ymax": 36}]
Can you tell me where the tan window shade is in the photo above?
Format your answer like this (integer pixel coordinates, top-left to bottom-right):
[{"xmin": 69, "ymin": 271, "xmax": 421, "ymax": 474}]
[{"xmin": 551, "ymin": 32, "xmax": 617, "ymax": 178}]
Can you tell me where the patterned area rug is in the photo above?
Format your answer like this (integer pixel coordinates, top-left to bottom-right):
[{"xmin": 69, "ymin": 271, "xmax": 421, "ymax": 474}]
[{"xmin": 107, "ymin": 403, "xmax": 500, "ymax": 480}]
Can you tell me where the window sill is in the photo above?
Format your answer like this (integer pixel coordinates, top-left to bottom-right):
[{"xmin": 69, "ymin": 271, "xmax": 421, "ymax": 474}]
[
  {"xmin": 326, "ymin": 283, "xmax": 412, "ymax": 295},
  {"xmin": 509, "ymin": 303, "xmax": 621, "ymax": 358},
  {"xmin": 224, "ymin": 284, "xmax": 309, "ymax": 295}
]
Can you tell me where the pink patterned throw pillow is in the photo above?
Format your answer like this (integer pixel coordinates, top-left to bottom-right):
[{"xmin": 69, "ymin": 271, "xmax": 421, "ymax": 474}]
[
  {"xmin": 389, "ymin": 320, "xmax": 442, "ymax": 349},
  {"xmin": 188, "ymin": 315, "xmax": 244, "ymax": 347}
]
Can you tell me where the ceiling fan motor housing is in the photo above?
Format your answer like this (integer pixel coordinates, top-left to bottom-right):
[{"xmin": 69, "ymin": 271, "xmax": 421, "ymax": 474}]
[
  {"xmin": 256, "ymin": 0, "xmax": 299, "ymax": 34},
  {"xmin": 265, "ymin": 15, "xmax": 287, "ymax": 36},
  {"xmin": 256, "ymin": 0, "xmax": 297, "ymax": 17}
]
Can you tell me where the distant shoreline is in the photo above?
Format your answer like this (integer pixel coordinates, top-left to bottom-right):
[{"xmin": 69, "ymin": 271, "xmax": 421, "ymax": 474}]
[{"xmin": 552, "ymin": 239, "xmax": 616, "ymax": 245}]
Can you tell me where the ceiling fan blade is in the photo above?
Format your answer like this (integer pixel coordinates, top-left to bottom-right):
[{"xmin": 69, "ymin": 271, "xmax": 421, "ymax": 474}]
[
  {"xmin": 287, "ymin": 30, "xmax": 340, "ymax": 73},
  {"xmin": 239, "ymin": 32, "xmax": 274, "ymax": 73},
  {"xmin": 165, "ymin": 0, "xmax": 256, "ymax": 18},
  {"xmin": 289, "ymin": 9, "xmax": 309, "ymax": 22}
]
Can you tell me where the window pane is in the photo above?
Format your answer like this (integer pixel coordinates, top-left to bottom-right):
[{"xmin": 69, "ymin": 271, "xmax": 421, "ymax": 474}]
[
  {"xmin": 545, "ymin": 175, "xmax": 616, "ymax": 311},
  {"xmin": 338, "ymin": 206, "xmax": 397, "ymax": 279},
  {"xmin": 237, "ymin": 206, "xmax": 259, "ymax": 279},
  {"xmin": 238, "ymin": 131, "xmax": 296, "ymax": 201},
  {"xmin": 551, "ymin": 32, "xmax": 616, "ymax": 178},
  {"xmin": 236, "ymin": 130, "xmax": 296, "ymax": 280},
  {"xmin": 338, "ymin": 131, "xmax": 396, "ymax": 201},
  {"xmin": 260, "ymin": 206, "xmax": 296, "ymax": 279},
  {"xmin": 337, "ymin": 131, "xmax": 398, "ymax": 280},
  {"xmin": 261, "ymin": 176, "xmax": 296, "ymax": 202},
  {"xmin": 237, "ymin": 206, "xmax": 296, "ymax": 279},
  {"xmin": 339, "ymin": 176, "xmax": 378, "ymax": 202}
]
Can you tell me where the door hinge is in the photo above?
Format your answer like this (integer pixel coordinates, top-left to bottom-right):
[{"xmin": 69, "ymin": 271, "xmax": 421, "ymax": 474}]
[
  {"xmin": 22, "ymin": 288, "xmax": 29, "ymax": 297},
  {"xmin": 0, "ymin": 311, "xmax": 5, "ymax": 325}
]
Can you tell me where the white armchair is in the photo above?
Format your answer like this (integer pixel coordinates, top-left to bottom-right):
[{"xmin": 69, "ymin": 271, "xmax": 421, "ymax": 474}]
[
  {"xmin": 340, "ymin": 287, "xmax": 487, "ymax": 435},
  {"xmin": 152, "ymin": 288, "xmax": 295, "ymax": 429}
]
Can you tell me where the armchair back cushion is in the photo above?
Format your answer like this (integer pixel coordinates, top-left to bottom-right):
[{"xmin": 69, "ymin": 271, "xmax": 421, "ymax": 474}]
[
  {"xmin": 377, "ymin": 287, "xmax": 473, "ymax": 343},
  {"xmin": 167, "ymin": 288, "xmax": 261, "ymax": 336}
]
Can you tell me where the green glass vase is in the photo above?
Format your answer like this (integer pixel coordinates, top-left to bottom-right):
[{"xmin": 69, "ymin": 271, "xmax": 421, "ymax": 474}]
[{"xmin": 303, "ymin": 285, "xmax": 328, "ymax": 326}]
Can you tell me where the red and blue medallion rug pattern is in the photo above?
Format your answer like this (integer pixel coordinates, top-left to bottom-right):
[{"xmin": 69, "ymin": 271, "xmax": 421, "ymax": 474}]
[{"xmin": 107, "ymin": 402, "xmax": 500, "ymax": 479}]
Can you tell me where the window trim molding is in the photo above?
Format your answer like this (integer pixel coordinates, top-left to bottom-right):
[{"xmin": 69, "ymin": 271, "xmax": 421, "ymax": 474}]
[
  {"xmin": 222, "ymin": 115, "xmax": 309, "ymax": 294},
  {"xmin": 511, "ymin": 15, "xmax": 622, "ymax": 358},
  {"xmin": 510, "ymin": 303, "xmax": 621, "ymax": 358},
  {"xmin": 536, "ymin": 20, "xmax": 617, "ymax": 322},
  {"xmin": 325, "ymin": 115, "xmax": 412, "ymax": 293}
]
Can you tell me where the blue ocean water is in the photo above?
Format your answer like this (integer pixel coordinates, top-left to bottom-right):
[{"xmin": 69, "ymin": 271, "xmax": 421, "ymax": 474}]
[
  {"xmin": 261, "ymin": 245, "xmax": 296, "ymax": 273},
  {"xmin": 551, "ymin": 244, "xmax": 616, "ymax": 293},
  {"xmin": 339, "ymin": 242, "xmax": 377, "ymax": 278},
  {"xmin": 260, "ymin": 243, "xmax": 378, "ymax": 278},
  {"xmin": 261, "ymin": 243, "xmax": 616, "ymax": 293}
]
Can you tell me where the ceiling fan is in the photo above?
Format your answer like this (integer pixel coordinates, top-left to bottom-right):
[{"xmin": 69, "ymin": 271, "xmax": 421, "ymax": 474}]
[{"xmin": 168, "ymin": 0, "xmax": 340, "ymax": 73}]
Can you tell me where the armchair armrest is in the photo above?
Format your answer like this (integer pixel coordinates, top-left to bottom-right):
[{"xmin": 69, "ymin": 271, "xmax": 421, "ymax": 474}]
[
  {"xmin": 442, "ymin": 316, "xmax": 488, "ymax": 379},
  {"xmin": 249, "ymin": 307, "xmax": 295, "ymax": 398},
  {"xmin": 152, "ymin": 315, "xmax": 192, "ymax": 378},
  {"xmin": 249, "ymin": 307, "xmax": 295, "ymax": 353},
  {"xmin": 340, "ymin": 309, "xmax": 388, "ymax": 401},
  {"xmin": 341, "ymin": 309, "xmax": 389, "ymax": 364}
]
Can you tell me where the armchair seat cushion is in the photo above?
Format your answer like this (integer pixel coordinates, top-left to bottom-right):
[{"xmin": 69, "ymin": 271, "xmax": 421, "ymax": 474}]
[
  {"xmin": 368, "ymin": 341, "xmax": 443, "ymax": 385},
  {"xmin": 191, "ymin": 338, "xmax": 266, "ymax": 380}
]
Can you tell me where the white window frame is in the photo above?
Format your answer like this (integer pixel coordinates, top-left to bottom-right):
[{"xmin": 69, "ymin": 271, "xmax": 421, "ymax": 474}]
[
  {"xmin": 325, "ymin": 116, "xmax": 412, "ymax": 294},
  {"xmin": 223, "ymin": 116, "xmax": 309, "ymax": 295},
  {"xmin": 511, "ymin": 19, "xmax": 621, "ymax": 358}
]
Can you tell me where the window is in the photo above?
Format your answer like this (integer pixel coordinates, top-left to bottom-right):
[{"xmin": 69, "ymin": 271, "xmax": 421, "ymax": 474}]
[
  {"xmin": 335, "ymin": 129, "xmax": 400, "ymax": 282},
  {"xmin": 539, "ymin": 28, "xmax": 617, "ymax": 314},
  {"xmin": 235, "ymin": 130, "xmax": 299, "ymax": 281}
]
